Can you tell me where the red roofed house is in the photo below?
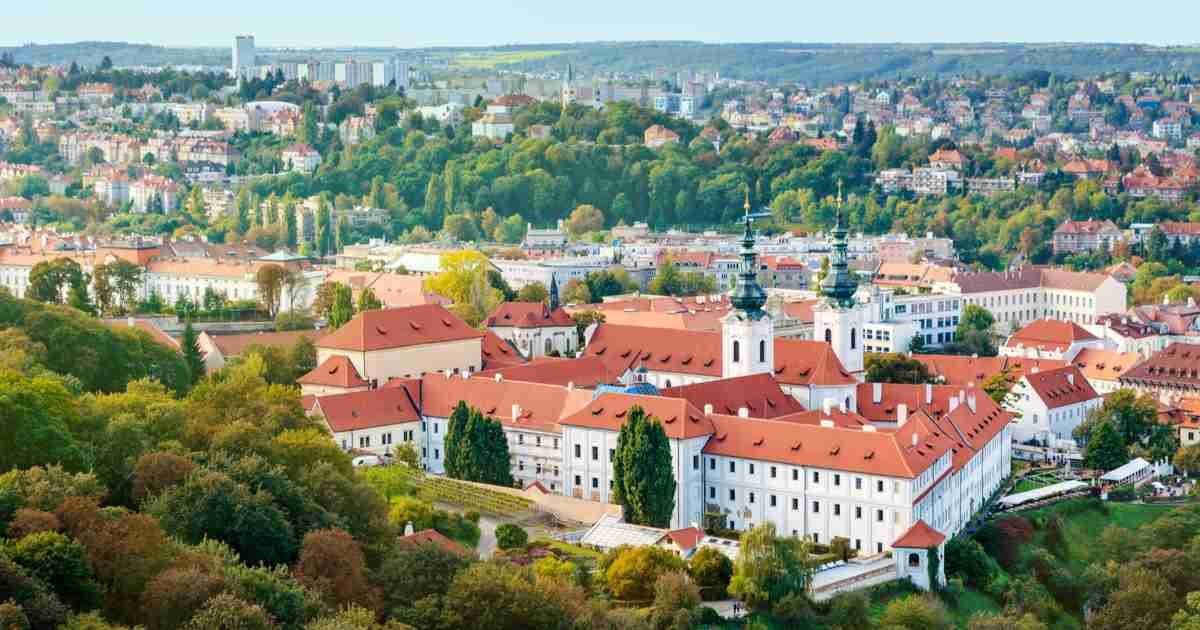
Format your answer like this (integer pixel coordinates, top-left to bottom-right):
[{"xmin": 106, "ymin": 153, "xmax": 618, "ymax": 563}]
[
  {"xmin": 398, "ymin": 526, "xmax": 474, "ymax": 558},
  {"xmin": 485, "ymin": 301, "xmax": 577, "ymax": 359},
  {"xmin": 892, "ymin": 520, "xmax": 946, "ymax": 591},
  {"xmin": 1120, "ymin": 343, "xmax": 1200, "ymax": 404},
  {"xmin": 928, "ymin": 148, "xmax": 966, "ymax": 170},
  {"xmin": 1010, "ymin": 365, "xmax": 1101, "ymax": 444},
  {"xmin": 298, "ymin": 355, "xmax": 370, "ymax": 396},
  {"xmin": 310, "ymin": 386, "xmax": 422, "ymax": 456},
  {"xmin": 1000, "ymin": 319, "xmax": 1110, "ymax": 361},
  {"xmin": 197, "ymin": 329, "xmax": 326, "ymax": 372},
  {"xmin": 315, "ymin": 304, "xmax": 484, "ymax": 385},
  {"xmin": 644, "ymin": 124, "xmax": 680, "ymax": 149},
  {"xmin": 1052, "ymin": 220, "xmax": 1124, "ymax": 255}
]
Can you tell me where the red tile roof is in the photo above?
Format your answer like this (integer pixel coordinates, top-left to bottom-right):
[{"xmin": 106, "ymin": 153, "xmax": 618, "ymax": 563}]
[
  {"xmin": 1122, "ymin": 343, "xmax": 1200, "ymax": 387},
  {"xmin": 583, "ymin": 324, "xmax": 856, "ymax": 387},
  {"xmin": 1071, "ymin": 348, "xmax": 1139, "ymax": 382},
  {"xmin": 317, "ymin": 304, "xmax": 482, "ymax": 352},
  {"xmin": 1005, "ymin": 319, "xmax": 1098, "ymax": 353},
  {"xmin": 914, "ymin": 354, "xmax": 1066, "ymax": 387},
  {"xmin": 475, "ymin": 356, "xmax": 614, "ymax": 388},
  {"xmin": 560, "ymin": 393, "xmax": 716, "ymax": 440},
  {"xmin": 206, "ymin": 329, "xmax": 326, "ymax": 358},
  {"xmin": 1024, "ymin": 366, "xmax": 1099, "ymax": 409},
  {"xmin": 313, "ymin": 387, "xmax": 421, "ymax": 432},
  {"xmin": 485, "ymin": 302, "xmax": 574, "ymax": 328},
  {"xmin": 665, "ymin": 527, "xmax": 705, "ymax": 552},
  {"xmin": 397, "ymin": 528, "xmax": 473, "ymax": 557},
  {"xmin": 660, "ymin": 373, "xmax": 806, "ymax": 419},
  {"xmin": 298, "ymin": 355, "xmax": 368, "ymax": 388},
  {"xmin": 481, "ymin": 330, "xmax": 525, "ymax": 369},
  {"xmin": 892, "ymin": 520, "xmax": 945, "ymax": 548},
  {"xmin": 701, "ymin": 411, "xmax": 953, "ymax": 479},
  {"xmin": 402, "ymin": 373, "xmax": 592, "ymax": 434}
]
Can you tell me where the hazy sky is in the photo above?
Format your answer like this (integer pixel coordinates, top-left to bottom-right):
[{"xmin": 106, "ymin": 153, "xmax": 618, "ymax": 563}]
[{"xmin": 8, "ymin": 0, "xmax": 1200, "ymax": 48}]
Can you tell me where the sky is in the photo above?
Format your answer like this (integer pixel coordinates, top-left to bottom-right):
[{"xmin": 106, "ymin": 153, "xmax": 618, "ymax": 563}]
[{"xmin": 7, "ymin": 0, "xmax": 1200, "ymax": 48}]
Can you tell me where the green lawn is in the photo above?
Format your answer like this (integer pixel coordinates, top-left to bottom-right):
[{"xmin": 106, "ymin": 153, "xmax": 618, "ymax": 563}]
[
  {"xmin": 949, "ymin": 588, "xmax": 1002, "ymax": 627},
  {"xmin": 1024, "ymin": 500, "xmax": 1174, "ymax": 571}
]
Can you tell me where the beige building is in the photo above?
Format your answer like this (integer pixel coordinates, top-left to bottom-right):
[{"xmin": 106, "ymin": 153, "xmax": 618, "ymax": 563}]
[
  {"xmin": 313, "ymin": 304, "xmax": 484, "ymax": 385},
  {"xmin": 941, "ymin": 266, "xmax": 1127, "ymax": 329}
]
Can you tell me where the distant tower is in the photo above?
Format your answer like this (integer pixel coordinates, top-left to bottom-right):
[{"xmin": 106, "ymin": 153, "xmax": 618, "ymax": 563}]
[
  {"xmin": 233, "ymin": 35, "xmax": 256, "ymax": 82},
  {"xmin": 549, "ymin": 273, "xmax": 560, "ymax": 311},
  {"xmin": 561, "ymin": 64, "xmax": 577, "ymax": 110},
  {"xmin": 721, "ymin": 192, "xmax": 774, "ymax": 379},
  {"xmin": 813, "ymin": 181, "xmax": 867, "ymax": 376}
]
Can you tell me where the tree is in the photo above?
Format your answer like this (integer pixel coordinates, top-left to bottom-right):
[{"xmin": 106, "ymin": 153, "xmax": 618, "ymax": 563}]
[
  {"xmin": 1085, "ymin": 421, "xmax": 1130, "ymax": 471},
  {"xmin": 728, "ymin": 522, "xmax": 812, "ymax": 609},
  {"xmin": 0, "ymin": 371, "xmax": 83, "ymax": 473},
  {"xmin": 183, "ymin": 593, "xmax": 274, "ymax": 630},
  {"xmin": 140, "ymin": 567, "xmax": 228, "ymax": 630},
  {"xmin": 294, "ymin": 528, "xmax": 379, "ymax": 612},
  {"xmin": 516, "ymin": 282, "xmax": 548, "ymax": 303},
  {"xmin": 611, "ymin": 406, "xmax": 676, "ymax": 527},
  {"xmin": 878, "ymin": 594, "xmax": 952, "ymax": 630},
  {"xmin": 8, "ymin": 531, "xmax": 101, "ymax": 610},
  {"xmin": 93, "ymin": 260, "xmax": 144, "ymax": 315},
  {"xmin": 131, "ymin": 452, "xmax": 195, "ymax": 504},
  {"xmin": 375, "ymin": 541, "xmax": 469, "ymax": 616},
  {"xmin": 561, "ymin": 279, "xmax": 591, "ymax": 305},
  {"xmin": 443, "ymin": 403, "xmax": 513, "ymax": 486},
  {"xmin": 349, "ymin": 287, "xmax": 381, "ymax": 313},
  {"xmin": 442, "ymin": 562, "xmax": 581, "ymax": 630},
  {"xmin": 328, "ymin": 284, "xmax": 355, "ymax": 329},
  {"xmin": 100, "ymin": 55, "xmax": 112, "ymax": 70},
  {"xmin": 423, "ymin": 250, "xmax": 503, "ymax": 327},
  {"xmin": 181, "ymin": 321, "xmax": 206, "ymax": 385},
  {"xmin": 650, "ymin": 571, "xmax": 700, "ymax": 628},
  {"xmin": 27, "ymin": 258, "xmax": 85, "ymax": 305},
  {"xmin": 1171, "ymin": 591, "xmax": 1200, "ymax": 630},
  {"xmin": 688, "ymin": 546, "xmax": 733, "ymax": 600},
  {"xmin": 603, "ymin": 546, "xmax": 686, "ymax": 602},
  {"xmin": 865, "ymin": 353, "xmax": 936, "ymax": 384},
  {"xmin": 495, "ymin": 523, "xmax": 528, "ymax": 550},
  {"xmin": 1174, "ymin": 444, "xmax": 1200, "ymax": 474},
  {"xmin": 255, "ymin": 264, "xmax": 289, "ymax": 318},
  {"xmin": 1091, "ymin": 568, "xmax": 1178, "ymax": 630},
  {"xmin": 956, "ymin": 303, "xmax": 995, "ymax": 339},
  {"xmin": 564, "ymin": 204, "xmax": 604, "ymax": 238}
]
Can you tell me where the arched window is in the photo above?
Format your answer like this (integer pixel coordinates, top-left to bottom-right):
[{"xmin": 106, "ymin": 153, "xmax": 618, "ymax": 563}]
[
  {"xmin": 759, "ymin": 340, "xmax": 766, "ymax": 363},
  {"xmin": 824, "ymin": 328, "xmax": 832, "ymax": 343},
  {"xmin": 908, "ymin": 553, "xmax": 921, "ymax": 568},
  {"xmin": 850, "ymin": 328, "xmax": 857, "ymax": 349},
  {"xmin": 732, "ymin": 340, "xmax": 740, "ymax": 363},
  {"xmin": 545, "ymin": 338, "xmax": 552, "ymax": 355}
]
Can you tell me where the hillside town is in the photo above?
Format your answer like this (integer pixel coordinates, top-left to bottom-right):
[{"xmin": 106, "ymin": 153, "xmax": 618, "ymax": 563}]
[{"xmin": 6, "ymin": 23, "xmax": 1200, "ymax": 630}]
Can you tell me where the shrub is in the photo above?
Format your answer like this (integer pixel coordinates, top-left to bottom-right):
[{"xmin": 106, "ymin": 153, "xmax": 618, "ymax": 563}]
[
  {"xmin": 976, "ymin": 516, "xmax": 1033, "ymax": 571},
  {"xmin": 945, "ymin": 537, "xmax": 998, "ymax": 588},
  {"xmin": 604, "ymin": 546, "xmax": 686, "ymax": 602},
  {"xmin": 5, "ymin": 509, "xmax": 59, "ymax": 539},
  {"xmin": 688, "ymin": 547, "xmax": 733, "ymax": 601},
  {"xmin": 1107, "ymin": 485, "xmax": 1136, "ymax": 502},
  {"xmin": 494, "ymin": 524, "xmax": 528, "ymax": 550}
]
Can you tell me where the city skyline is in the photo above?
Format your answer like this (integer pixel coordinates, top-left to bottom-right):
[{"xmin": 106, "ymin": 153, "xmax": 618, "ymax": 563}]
[{"xmin": 7, "ymin": 0, "xmax": 1200, "ymax": 49}]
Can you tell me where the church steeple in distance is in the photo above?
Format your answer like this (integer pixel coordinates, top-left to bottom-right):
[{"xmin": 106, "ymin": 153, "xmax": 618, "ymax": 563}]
[
  {"xmin": 730, "ymin": 189, "xmax": 770, "ymax": 318},
  {"xmin": 820, "ymin": 180, "xmax": 858, "ymax": 308},
  {"xmin": 549, "ymin": 272, "xmax": 560, "ymax": 311}
]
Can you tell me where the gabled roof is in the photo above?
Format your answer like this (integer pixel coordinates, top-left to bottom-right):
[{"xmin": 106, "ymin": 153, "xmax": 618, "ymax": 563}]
[
  {"xmin": 665, "ymin": 527, "xmax": 705, "ymax": 552},
  {"xmin": 317, "ymin": 304, "xmax": 482, "ymax": 352},
  {"xmin": 914, "ymin": 354, "xmax": 1066, "ymax": 387},
  {"xmin": 298, "ymin": 355, "xmax": 368, "ymax": 388},
  {"xmin": 1005, "ymin": 319, "xmax": 1098, "ymax": 353},
  {"xmin": 892, "ymin": 520, "xmax": 945, "ymax": 548},
  {"xmin": 402, "ymin": 373, "xmax": 593, "ymax": 434},
  {"xmin": 1071, "ymin": 348, "xmax": 1139, "ymax": 382},
  {"xmin": 1122, "ymin": 343, "xmax": 1200, "ymax": 386},
  {"xmin": 205, "ymin": 329, "xmax": 325, "ymax": 358},
  {"xmin": 583, "ymin": 324, "xmax": 856, "ymax": 387},
  {"xmin": 485, "ymin": 302, "xmax": 574, "ymax": 328},
  {"xmin": 660, "ymin": 373, "xmax": 806, "ymax": 419},
  {"xmin": 398, "ymin": 528, "xmax": 473, "ymax": 557},
  {"xmin": 700, "ymin": 411, "xmax": 953, "ymax": 479},
  {"xmin": 559, "ymin": 393, "xmax": 716, "ymax": 440},
  {"xmin": 313, "ymin": 387, "xmax": 421, "ymax": 432},
  {"xmin": 1023, "ymin": 366, "xmax": 1099, "ymax": 409},
  {"xmin": 475, "ymin": 356, "xmax": 614, "ymax": 389},
  {"xmin": 481, "ymin": 330, "xmax": 525, "ymax": 369}
]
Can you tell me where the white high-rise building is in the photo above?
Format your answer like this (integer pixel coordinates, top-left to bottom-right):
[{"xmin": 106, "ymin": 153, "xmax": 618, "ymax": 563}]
[{"xmin": 233, "ymin": 35, "xmax": 256, "ymax": 80}]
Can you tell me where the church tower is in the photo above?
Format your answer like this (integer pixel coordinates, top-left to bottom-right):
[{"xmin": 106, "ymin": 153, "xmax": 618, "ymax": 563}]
[
  {"xmin": 721, "ymin": 194, "xmax": 774, "ymax": 379},
  {"xmin": 560, "ymin": 64, "xmax": 577, "ymax": 110},
  {"xmin": 813, "ymin": 183, "xmax": 867, "ymax": 377}
]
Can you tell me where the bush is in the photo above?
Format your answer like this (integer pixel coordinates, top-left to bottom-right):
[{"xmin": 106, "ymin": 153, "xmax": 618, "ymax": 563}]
[
  {"xmin": 688, "ymin": 547, "xmax": 733, "ymax": 601},
  {"xmin": 494, "ymin": 524, "xmax": 528, "ymax": 550},
  {"xmin": 604, "ymin": 546, "xmax": 686, "ymax": 602},
  {"xmin": 976, "ymin": 516, "xmax": 1034, "ymax": 571},
  {"xmin": 1107, "ymin": 485, "xmax": 1136, "ymax": 502},
  {"xmin": 773, "ymin": 592, "xmax": 817, "ymax": 624},
  {"xmin": 5, "ymin": 509, "xmax": 60, "ymax": 539},
  {"xmin": 823, "ymin": 591, "xmax": 870, "ymax": 629},
  {"xmin": 945, "ymin": 537, "xmax": 998, "ymax": 588}
]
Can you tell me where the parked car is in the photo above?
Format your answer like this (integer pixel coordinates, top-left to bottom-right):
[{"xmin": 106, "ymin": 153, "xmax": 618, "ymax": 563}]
[{"xmin": 352, "ymin": 455, "xmax": 384, "ymax": 467}]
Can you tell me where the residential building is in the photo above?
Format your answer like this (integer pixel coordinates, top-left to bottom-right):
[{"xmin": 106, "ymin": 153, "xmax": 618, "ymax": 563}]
[
  {"xmin": 1008, "ymin": 365, "xmax": 1101, "ymax": 445},
  {"xmin": 282, "ymin": 144, "xmax": 321, "ymax": 173},
  {"xmin": 944, "ymin": 266, "xmax": 1127, "ymax": 328},
  {"xmin": 1071, "ymin": 348, "xmax": 1140, "ymax": 394},
  {"xmin": 1000, "ymin": 319, "xmax": 1110, "ymax": 361},
  {"xmin": 644, "ymin": 124, "xmax": 680, "ymax": 149},
  {"xmin": 1052, "ymin": 220, "xmax": 1124, "ymax": 254},
  {"xmin": 129, "ymin": 176, "xmax": 179, "ymax": 213},
  {"xmin": 471, "ymin": 105, "xmax": 515, "ymax": 141},
  {"xmin": 1120, "ymin": 343, "xmax": 1200, "ymax": 404}
]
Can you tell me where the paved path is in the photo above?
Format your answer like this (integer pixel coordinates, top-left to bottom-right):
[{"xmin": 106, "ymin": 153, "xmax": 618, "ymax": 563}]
[{"xmin": 700, "ymin": 600, "xmax": 747, "ymax": 619}]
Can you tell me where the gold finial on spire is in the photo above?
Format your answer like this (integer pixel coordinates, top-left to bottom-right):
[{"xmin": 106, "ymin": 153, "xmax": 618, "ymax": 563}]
[
  {"xmin": 836, "ymin": 178, "xmax": 844, "ymax": 208},
  {"xmin": 744, "ymin": 187, "xmax": 751, "ymax": 212}
]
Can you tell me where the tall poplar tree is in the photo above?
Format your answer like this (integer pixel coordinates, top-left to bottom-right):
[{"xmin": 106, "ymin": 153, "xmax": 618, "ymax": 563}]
[{"xmin": 611, "ymin": 406, "xmax": 676, "ymax": 527}]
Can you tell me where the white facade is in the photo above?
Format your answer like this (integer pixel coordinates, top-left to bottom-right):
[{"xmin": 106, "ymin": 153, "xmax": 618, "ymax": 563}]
[
  {"xmin": 1009, "ymin": 373, "xmax": 1101, "ymax": 444},
  {"xmin": 813, "ymin": 301, "xmax": 867, "ymax": 375},
  {"xmin": 489, "ymin": 323, "xmax": 576, "ymax": 358}
]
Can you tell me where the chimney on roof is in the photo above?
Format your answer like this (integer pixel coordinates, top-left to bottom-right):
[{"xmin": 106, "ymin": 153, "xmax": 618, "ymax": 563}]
[
  {"xmin": 704, "ymin": 404, "xmax": 714, "ymax": 416},
  {"xmin": 494, "ymin": 373, "xmax": 503, "ymax": 382},
  {"xmin": 897, "ymin": 403, "xmax": 908, "ymax": 426},
  {"xmin": 949, "ymin": 396, "xmax": 959, "ymax": 411},
  {"xmin": 1031, "ymin": 366, "xmax": 1039, "ymax": 374},
  {"xmin": 567, "ymin": 381, "xmax": 574, "ymax": 391},
  {"xmin": 872, "ymin": 382, "xmax": 882, "ymax": 403},
  {"xmin": 512, "ymin": 404, "xmax": 522, "ymax": 421},
  {"xmin": 738, "ymin": 407, "xmax": 749, "ymax": 418},
  {"xmin": 967, "ymin": 392, "xmax": 977, "ymax": 413},
  {"xmin": 823, "ymin": 399, "xmax": 834, "ymax": 415},
  {"xmin": 912, "ymin": 433, "xmax": 919, "ymax": 447},
  {"xmin": 444, "ymin": 370, "xmax": 452, "ymax": 379},
  {"xmin": 461, "ymin": 370, "xmax": 469, "ymax": 380},
  {"xmin": 819, "ymin": 419, "xmax": 835, "ymax": 428},
  {"xmin": 1066, "ymin": 373, "xmax": 1074, "ymax": 385},
  {"xmin": 925, "ymin": 383, "xmax": 933, "ymax": 405}
]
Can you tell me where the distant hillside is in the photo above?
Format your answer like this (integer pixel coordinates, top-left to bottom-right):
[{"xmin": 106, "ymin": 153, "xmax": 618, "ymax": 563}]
[{"xmin": 7, "ymin": 40, "xmax": 1200, "ymax": 83}]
